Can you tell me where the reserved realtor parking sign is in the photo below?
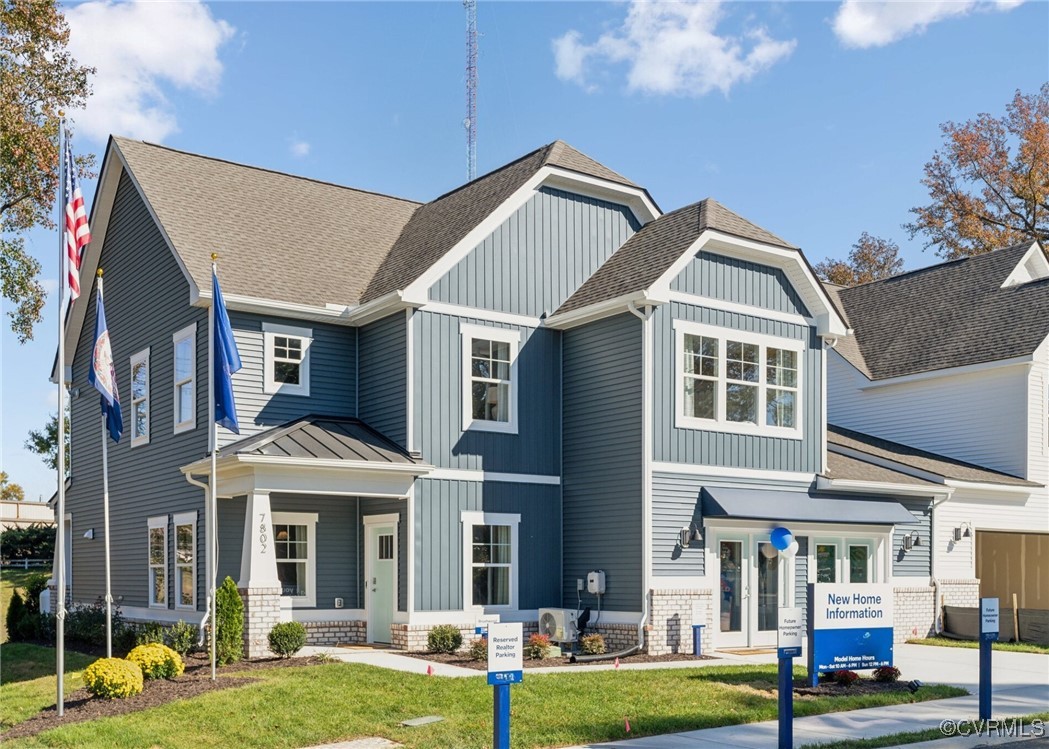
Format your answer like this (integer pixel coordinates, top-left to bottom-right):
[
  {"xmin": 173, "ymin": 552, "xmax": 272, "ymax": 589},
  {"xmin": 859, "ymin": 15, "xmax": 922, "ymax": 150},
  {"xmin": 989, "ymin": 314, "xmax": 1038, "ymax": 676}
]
[{"xmin": 808, "ymin": 583, "xmax": 894, "ymax": 683}]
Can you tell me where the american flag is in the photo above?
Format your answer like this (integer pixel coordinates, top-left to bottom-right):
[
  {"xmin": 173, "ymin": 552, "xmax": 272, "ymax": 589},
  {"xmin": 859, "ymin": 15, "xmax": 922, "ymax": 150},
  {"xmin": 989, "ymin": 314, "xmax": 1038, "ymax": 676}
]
[{"xmin": 65, "ymin": 140, "xmax": 91, "ymax": 300}]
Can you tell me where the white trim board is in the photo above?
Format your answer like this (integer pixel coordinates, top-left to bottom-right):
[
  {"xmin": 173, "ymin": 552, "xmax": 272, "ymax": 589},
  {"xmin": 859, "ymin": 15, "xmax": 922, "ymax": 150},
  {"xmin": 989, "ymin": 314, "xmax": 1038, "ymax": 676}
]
[
  {"xmin": 406, "ymin": 609, "xmax": 644, "ymax": 626},
  {"xmin": 426, "ymin": 468, "xmax": 561, "ymax": 485},
  {"xmin": 421, "ymin": 302, "xmax": 542, "ymax": 329},
  {"xmin": 651, "ymin": 461, "xmax": 815, "ymax": 485},
  {"xmin": 666, "ymin": 291, "xmax": 813, "ymax": 327}
]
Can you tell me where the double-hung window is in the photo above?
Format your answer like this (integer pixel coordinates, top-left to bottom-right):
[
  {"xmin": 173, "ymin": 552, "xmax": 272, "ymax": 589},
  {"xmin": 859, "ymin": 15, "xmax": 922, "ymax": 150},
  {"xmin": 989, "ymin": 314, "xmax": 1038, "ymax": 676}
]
[
  {"xmin": 461, "ymin": 324, "xmax": 519, "ymax": 434},
  {"xmin": 131, "ymin": 349, "xmax": 150, "ymax": 446},
  {"xmin": 172, "ymin": 324, "xmax": 196, "ymax": 433},
  {"xmin": 263, "ymin": 323, "xmax": 311, "ymax": 396},
  {"xmin": 272, "ymin": 512, "xmax": 317, "ymax": 607},
  {"xmin": 462, "ymin": 511, "xmax": 519, "ymax": 610},
  {"xmin": 173, "ymin": 512, "xmax": 196, "ymax": 609},
  {"xmin": 676, "ymin": 321, "xmax": 803, "ymax": 438},
  {"xmin": 148, "ymin": 516, "xmax": 167, "ymax": 607}
]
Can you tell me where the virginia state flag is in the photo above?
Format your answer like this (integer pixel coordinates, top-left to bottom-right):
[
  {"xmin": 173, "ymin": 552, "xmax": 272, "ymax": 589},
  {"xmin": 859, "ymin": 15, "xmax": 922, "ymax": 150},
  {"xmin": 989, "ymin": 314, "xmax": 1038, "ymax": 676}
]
[
  {"xmin": 87, "ymin": 286, "xmax": 122, "ymax": 442},
  {"xmin": 212, "ymin": 269, "xmax": 242, "ymax": 433}
]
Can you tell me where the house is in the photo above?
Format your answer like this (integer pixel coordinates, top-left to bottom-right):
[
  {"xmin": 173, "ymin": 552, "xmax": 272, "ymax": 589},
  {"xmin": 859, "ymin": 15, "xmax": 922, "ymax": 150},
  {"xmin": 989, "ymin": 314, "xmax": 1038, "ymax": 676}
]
[
  {"xmin": 825, "ymin": 243, "xmax": 1049, "ymax": 625},
  {"xmin": 58, "ymin": 136, "xmax": 952, "ymax": 657},
  {"xmin": 0, "ymin": 500, "xmax": 55, "ymax": 532}
]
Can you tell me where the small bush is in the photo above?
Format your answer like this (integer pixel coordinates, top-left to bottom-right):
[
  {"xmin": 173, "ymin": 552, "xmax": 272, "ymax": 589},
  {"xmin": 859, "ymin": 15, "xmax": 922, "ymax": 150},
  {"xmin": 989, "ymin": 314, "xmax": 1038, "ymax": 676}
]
[
  {"xmin": 83, "ymin": 658, "xmax": 144, "ymax": 699},
  {"xmin": 467, "ymin": 637, "xmax": 488, "ymax": 661},
  {"xmin": 268, "ymin": 622, "xmax": 307, "ymax": 658},
  {"xmin": 126, "ymin": 643, "xmax": 185, "ymax": 680},
  {"xmin": 65, "ymin": 599, "xmax": 125, "ymax": 647},
  {"xmin": 165, "ymin": 620, "xmax": 198, "ymax": 656},
  {"xmin": 833, "ymin": 669, "xmax": 860, "ymax": 687},
  {"xmin": 114, "ymin": 623, "xmax": 138, "ymax": 653},
  {"xmin": 872, "ymin": 666, "xmax": 901, "ymax": 682},
  {"xmin": 215, "ymin": 577, "xmax": 244, "ymax": 665},
  {"xmin": 581, "ymin": 633, "xmax": 606, "ymax": 655},
  {"xmin": 22, "ymin": 573, "xmax": 50, "ymax": 617},
  {"xmin": 528, "ymin": 633, "xmax": 551, "ymax": 660},
  {"xmin": 133, "ymin": 621, "xmax": 165, "ymax": 646},
  {"xmin": 5, "ymin": 590, "xmax": 28, "ymax": 642},
  {"xmin": 427, "ymin": 624, "xmax": 463, "ymax": 654}
]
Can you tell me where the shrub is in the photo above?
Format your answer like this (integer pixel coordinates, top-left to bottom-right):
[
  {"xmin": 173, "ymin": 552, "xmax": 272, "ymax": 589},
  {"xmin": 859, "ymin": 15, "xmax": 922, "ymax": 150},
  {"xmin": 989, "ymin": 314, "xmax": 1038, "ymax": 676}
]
[
  {"xmin": 427, "ymin": 624, "xmax": 463, "ymax": 654},
  {"xmin": 268, "ymin": 622, "xmax": 307, "ymax": 658},
  {"xmin": 165, "ymin": 620, "xmax": 198, "ymax": 656},
  {"xmin": 528, "ymin": 633, "xmax": 551, "ymax": 660},
  {"xmin": 65, "ymin": 599, "xmax": 125, "ymax": 647},
  {"xmin": 133, "ymin": 621, "xmax": 165, "ymax": 646},
  {"xmin": 215, "ymin": 577, "xmax": 243, "ymax": 665},
  {"xmin": 114, "ymin": 623, "xmax": 138, "ymax": 653},
  {"xmin": 0, "ymin": 524, "xmax": 56, "ymax": 561},
  {"xmin": 127, "ymin": 643, "xmax": 185, "ymax": 680},
  {"xmin": 872, "ymin": 666, "xmax": 901, "ymax": 683},
  {"xmin": 581, "ymin": 633, "xmax": 606, "ymax": 655},
  {"xmin": 83, "ymin": 658, "xmax": 144, "ymax": 699},
  {"xmin": 467, "ymin": 637, "xmax": 488, "ymax": 661},
  {"xmin": 22, "ymin": 573, "xmax": 50, "ymax": 617},
  {"xmin": 833, "ymin": 669, "xmax": 860, "ymax": 687},
  {"xmin": 5, "ymin": 590, "xmax": 28, "ymax": 642}
]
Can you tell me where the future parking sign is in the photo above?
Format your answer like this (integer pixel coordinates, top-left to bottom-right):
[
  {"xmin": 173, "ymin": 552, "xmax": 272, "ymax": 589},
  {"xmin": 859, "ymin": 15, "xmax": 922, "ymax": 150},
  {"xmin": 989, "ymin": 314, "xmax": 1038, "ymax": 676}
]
[{"xmin": 808, "ymin": 583, "xmax": 894, "ymax": 682}]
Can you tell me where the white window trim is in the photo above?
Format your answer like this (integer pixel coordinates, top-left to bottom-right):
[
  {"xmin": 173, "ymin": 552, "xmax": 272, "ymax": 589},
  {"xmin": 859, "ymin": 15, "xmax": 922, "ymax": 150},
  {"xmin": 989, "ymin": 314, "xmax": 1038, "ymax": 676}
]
[
  {"xmin": 172, "ymin": 324, "xmax": 196, "ymax": 435},
  {"xmin": 673, "ymin": 319, "xmax": 804, "ymax": 440},
  {"xmin": 461, "ymin": 510, "xmax": 520, "ymax": 612},
  {"xmin": 460, "ymin": 323, "xmax": 521, "ymax": 435},
  {"xmin": 263, "ymin": 322, "xmax": 312, "ymax": 397},
  {"xmin": 172, "ymin": 511, "xmax": 197, "ymax": 610},
  {"xmin": 272, "ymin": 511, "xmax": 318, "ymax": 607},
  {"xmin": 130, "ymin": 348, "xmax": 151, "ymax": 447},
  {"xmin": 148, "ymin": 515, "xmax": 168, "ymax": 609}
]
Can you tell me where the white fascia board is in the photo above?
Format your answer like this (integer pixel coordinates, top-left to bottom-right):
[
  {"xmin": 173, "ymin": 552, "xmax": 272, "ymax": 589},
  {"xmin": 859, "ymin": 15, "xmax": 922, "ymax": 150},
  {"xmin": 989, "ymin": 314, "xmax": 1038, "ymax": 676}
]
[
  {"xmin": 815, "ymin": 475, "xmax": 951, "ymax": 499},
  {"xmin": 190, "ymin": 288, "xmax": 411, "ymax": 328},
  {"xmin": 942, "ymin": 479, "xmax": 1040, "ymax": 496},
  {"xmin": 857, "ymin": 354, "xmax": 1035, "ymax": 391},
  {"xmin": 543, "ymin": 291, "xmax": 658, "ymax": 330},
  {"xmin": 541, "ymin": 166, "xmax": 661, "ymax": 224}
]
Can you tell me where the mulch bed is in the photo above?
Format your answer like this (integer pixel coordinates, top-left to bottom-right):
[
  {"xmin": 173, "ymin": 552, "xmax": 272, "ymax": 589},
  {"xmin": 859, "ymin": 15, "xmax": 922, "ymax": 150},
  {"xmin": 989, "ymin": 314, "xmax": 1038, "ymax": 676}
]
[
  {"xmin": 405, "ymin": 650, "xmax": 716, "ymax": 670},
  {"xmin": 794, "ymin": 679, "xmax": 918, "ymax": 697},
  {"xmin": 1, "ymin": 653, "xmax": 329, "ymax": 741}
]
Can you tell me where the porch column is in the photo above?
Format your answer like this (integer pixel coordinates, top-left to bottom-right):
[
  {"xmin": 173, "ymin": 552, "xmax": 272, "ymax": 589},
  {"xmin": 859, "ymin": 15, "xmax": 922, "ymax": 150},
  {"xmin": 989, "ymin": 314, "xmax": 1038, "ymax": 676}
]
[{"xmin": 238, "ymin": 491, "xmax": 281, "ymax": 659}]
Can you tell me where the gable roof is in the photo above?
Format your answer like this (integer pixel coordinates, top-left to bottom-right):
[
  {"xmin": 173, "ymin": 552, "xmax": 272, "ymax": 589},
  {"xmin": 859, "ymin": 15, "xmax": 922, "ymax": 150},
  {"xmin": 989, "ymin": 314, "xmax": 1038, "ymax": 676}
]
[
  {"xmin": 832, "ymin": 242, "xmax": 1049, "ymax": 380},
  {"xmin": 556, "ymin": 198, "xmax": 798, "ymax": 315}
]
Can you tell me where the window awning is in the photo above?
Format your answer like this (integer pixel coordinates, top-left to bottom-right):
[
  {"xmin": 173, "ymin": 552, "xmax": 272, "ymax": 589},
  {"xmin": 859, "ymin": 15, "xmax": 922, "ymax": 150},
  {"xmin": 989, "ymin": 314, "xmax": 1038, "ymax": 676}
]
[{"xmin": 701, "ymin": 487, "xmax": 917, "ymax": 525}]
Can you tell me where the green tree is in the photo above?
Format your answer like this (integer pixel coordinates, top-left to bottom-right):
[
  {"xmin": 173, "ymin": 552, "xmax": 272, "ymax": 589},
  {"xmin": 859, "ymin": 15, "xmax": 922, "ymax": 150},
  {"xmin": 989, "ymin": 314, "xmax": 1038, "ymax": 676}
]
[
  {"xmin": 815, "ymin": 232, "xmax": 904, "ymax": 287},
  {"xmin": 1, "ymin": 0, "xmax": 94, "ymax": 342},
  {"xmin": 905, "ymin": 84, "xmax": 1049, "ymax": 259},
  {"xmin": 0, "ymin": 471, "xmax": 25, "ymax": 501},
  {"xmin": 25, "ymin": 412, "xmax": 68, "ymax": 471}
]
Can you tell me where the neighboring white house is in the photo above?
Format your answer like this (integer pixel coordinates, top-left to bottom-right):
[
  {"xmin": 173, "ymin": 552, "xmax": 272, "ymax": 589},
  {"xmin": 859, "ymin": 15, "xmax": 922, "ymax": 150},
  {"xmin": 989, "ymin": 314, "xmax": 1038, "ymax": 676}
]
[
  {"xmin": 827, "ymin": 241, "xmax": 1049, "ymax": 615},
  {"xmin": 0, "ymin": 500, "xmax": 55, "ymax": 532}
]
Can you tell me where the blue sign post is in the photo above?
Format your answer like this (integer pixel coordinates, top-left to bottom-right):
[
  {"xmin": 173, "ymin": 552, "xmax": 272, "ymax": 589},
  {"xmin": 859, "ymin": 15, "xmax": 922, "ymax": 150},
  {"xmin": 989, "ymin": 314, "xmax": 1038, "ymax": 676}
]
[
  {"xmin": 979, "ymin": 598, "xmax": 998, "ymax": 720},
  {"xmin": 807, "ymin": 583, "xmax": 894, "ymax": 687},
  {"xmin": 778, "ymin": 607, "xmax": 804, "ymax": 749},
  {"xmin": 487, "ymin": 622, "xmax": 523, "ymax": 749}
]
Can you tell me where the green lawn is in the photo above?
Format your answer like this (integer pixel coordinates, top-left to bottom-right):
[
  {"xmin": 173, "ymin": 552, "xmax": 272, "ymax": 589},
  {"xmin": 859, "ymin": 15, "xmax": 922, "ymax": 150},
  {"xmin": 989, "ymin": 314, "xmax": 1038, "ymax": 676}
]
[
  {"xmin": 800, "ymin": 712, "xmax": 1049, "ymax": 748},
  {"xmin": 0, "ymin": 643, "xmax": 95, "ymax": 729},
  {"xmin": 908, "ymin": 636, "xmax": 1049, "ymax": 655},
  {"xmin": 1, "ymin": 655, "xmax": 966, "ymax": 749},
  {"xmin": 1, "ymin": 569, "xmax": 41, "ymax": 642}
]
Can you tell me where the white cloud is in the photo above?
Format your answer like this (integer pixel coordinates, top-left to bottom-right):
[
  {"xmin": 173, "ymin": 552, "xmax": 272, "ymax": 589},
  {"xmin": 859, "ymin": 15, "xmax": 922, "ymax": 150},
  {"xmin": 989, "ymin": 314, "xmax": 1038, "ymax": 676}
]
[
  {"xmin": 833, "ymin": 1, "xmax": 1024, "ymax": 49},
  {"xmin": 553, "ymin": 1, "xmax": 796, "ymax": 97},
  {"xmin": 66, "ymin": 1, "xmax": 235, "ymax": 142},
  {"xmin": 289, "ymin": 139, "xmax": 311, "ymax": 158}
]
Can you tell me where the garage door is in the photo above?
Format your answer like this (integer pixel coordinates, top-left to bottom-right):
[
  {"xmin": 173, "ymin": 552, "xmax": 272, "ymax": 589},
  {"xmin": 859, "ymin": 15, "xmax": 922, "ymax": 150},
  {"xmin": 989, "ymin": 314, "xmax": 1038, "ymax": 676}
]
[{"xmin": 976, "ymin": 531, "xmax": 1048, "ymax": 610}]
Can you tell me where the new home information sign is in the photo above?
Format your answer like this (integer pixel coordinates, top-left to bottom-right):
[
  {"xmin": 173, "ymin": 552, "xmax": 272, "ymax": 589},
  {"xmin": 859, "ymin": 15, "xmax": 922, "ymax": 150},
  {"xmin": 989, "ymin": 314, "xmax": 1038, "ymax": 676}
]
[{"xmin": 809, "ymin": 583, "xmax": 894, "ymax": 673}]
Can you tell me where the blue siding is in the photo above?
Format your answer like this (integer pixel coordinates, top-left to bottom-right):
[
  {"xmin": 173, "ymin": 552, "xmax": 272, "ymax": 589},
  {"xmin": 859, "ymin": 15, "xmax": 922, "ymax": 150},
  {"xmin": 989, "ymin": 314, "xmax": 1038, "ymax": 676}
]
[
  {"xmin": 893, "ymin": 498, "xmax": 933, "ymax": 577},
  {"xmin": 653, "ymin": 301, "xmax": 823, "ymax": 473},
  {"xmin": 562, "ymin": 313, "xmax": 643, "ymax": 612},
  {"xmin": 223, "ymin": 312, "xmax": 356, "ymax": 446},
  {"xmin": 795, "ymin": 536, "xmax": 809, "ymax": 626},
  {"xmin": 652, "ymin": 472, "xmax": 705, "ymax": 577},
  {"xmin": 672, "ymin": 251, "xmax": 811, "ymax": 317},
  {"xmin": 430, "ymin": 186, "xmax": 640, "ymax": 316},
  {"xmin": 412, "ymin": 310, "xmax": 560, "ymax": 473},
  {"xmin": 359, "ymin": 312, "xmax": 407, "ymax": 447},
  {"xmin": 413, "ymin": 479, "xmax": 561, "ymax": 611}
]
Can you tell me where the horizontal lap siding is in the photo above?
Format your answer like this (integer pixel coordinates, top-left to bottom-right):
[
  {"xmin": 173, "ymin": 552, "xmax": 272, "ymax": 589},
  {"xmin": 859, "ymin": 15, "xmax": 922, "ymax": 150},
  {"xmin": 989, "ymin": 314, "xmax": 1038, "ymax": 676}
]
[
  {"xmin": 562, "ymin": 314, "xmax": 643, "ymax": 611},
  {"xmin": 652, "ymin": 473, "xmax": 706, "ymax": 576},
  {"xmin": 653, "ymin": 301, "xmax": 822, "ymax": 473},
  {"xmin": 358, "ymin": 313, "xmax": 407, "ymax": 447},
  {"xmin": 672, "ymin": 251, "xmax": 811, "ymax": 316},
  {"xmin": 413, "ymin": 479, "xmax": 561, "ymax": 611},
  {"xmin": 413, "ymin": 311, "xmax": 560, "ymax": 473},
  {"xmin": 795, "ymin": 537, "xmax": 809, "ymax": 625},
  {"xmin": 66, "ymin": 171, "xmax": 208, "ymax": 610},
  {"xmin": 221, "ymin": 313, "xmax": 356, "ymax": 447},
  {"xmin": 430, "ymin": 187, "xmax": 640, "ymax": 317},
  {"xmin": 893, "ymin": 498, "xmax": 933, "ymax": 577}
]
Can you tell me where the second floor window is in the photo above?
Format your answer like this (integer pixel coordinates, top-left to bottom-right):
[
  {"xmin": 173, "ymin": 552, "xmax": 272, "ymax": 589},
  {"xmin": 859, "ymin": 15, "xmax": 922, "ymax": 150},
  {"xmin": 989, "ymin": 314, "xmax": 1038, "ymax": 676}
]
[
  {"xmin": 173, "ymin": 324, "xmax": 196, "ymax": 433},
  {"xmin": 131, "ymin": 349, "xmax": 150, "ymax": 446},
  {"xmin": 461, "ymin": 323, "xmax": 519, "ymax": 434},
  {"xmin": 263, "ymin": 323, "xmax": 311, "ymax": 396}
]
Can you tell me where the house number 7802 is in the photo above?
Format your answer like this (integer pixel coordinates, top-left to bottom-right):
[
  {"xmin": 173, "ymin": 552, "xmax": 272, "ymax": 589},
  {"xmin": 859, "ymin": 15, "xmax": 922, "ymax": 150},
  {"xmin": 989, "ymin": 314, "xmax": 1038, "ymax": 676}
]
[{"xmin": 259, "ymin": 513, "xmax": 268, "ymax": 554}]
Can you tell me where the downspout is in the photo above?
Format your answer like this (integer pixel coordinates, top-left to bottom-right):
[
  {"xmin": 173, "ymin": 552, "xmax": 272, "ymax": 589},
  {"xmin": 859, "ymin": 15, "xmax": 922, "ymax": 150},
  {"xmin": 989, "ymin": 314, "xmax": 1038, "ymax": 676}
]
[
  {"xmin": 627, "ymin": 300, "xmax": 652, "ymax": 652},
  {"xmin": 929, "ymin": 492, "xmax": 952, "ymax": 635},
  {"xmin": 185, "ymin": 472, "xmax": 212, "ymax": 643}
]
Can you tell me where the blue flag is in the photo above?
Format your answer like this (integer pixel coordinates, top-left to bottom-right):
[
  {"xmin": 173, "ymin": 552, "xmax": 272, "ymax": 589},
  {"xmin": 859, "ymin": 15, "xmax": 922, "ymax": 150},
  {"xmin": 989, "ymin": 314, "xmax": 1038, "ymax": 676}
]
[
  {"xmin": 212, "ymin": 268, "xmax": 242, "ymax": 434},
  {"xmin": 87, "ymin": 286, "xmax": 123, "ymax": 442}
]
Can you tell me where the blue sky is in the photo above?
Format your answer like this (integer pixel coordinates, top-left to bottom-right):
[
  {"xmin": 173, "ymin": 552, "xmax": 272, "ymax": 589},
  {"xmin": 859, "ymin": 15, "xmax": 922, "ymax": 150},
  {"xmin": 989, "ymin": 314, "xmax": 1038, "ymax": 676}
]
[{"xmin": 3, "ymin": 0, "xmax": 1047, "ymax": 502}]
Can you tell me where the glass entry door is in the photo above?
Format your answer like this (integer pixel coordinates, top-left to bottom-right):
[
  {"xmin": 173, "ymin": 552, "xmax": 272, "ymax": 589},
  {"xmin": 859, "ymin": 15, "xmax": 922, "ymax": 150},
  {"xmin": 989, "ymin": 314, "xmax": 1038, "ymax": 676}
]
[
  {"xmin": 718, "ymin": 539, "xmax": 748, "ymax": 647},
  {"xmin": 716, "ymin": 533, "xmax": 791, "ymax": 648}
]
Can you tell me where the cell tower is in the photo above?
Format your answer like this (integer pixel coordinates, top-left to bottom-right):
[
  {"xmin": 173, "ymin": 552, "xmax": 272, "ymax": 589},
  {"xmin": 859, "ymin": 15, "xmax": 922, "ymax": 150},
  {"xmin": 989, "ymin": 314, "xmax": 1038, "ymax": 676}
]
[{"xmin": 463, "ymin": 0, "xmax": 478, "ymax": 181}]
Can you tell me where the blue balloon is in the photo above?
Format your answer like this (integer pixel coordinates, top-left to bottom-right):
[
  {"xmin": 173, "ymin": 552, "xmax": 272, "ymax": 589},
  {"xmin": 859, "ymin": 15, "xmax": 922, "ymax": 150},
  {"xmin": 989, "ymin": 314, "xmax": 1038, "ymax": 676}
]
[{"xmin": 770, "ymin": 527, "xmax": 793, "ymax": 551}]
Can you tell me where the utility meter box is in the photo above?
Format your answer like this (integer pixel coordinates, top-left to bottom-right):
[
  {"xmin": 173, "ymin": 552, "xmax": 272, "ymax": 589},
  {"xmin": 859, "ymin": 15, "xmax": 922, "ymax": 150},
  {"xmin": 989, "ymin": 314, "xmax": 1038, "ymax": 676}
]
[{"xmin": 587, "ymin": 570, "xmax": 606, "ymax": 595}]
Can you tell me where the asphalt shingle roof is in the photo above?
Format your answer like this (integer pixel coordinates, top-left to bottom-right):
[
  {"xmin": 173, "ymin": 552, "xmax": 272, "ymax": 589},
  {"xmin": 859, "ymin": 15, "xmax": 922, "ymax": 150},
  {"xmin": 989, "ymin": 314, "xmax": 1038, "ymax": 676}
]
[
  {"xmin": 832, "ymin": 243, "xmax": 1049, "ymax": 380},
  {"xmin": 824, "ymin": 451, "xmax": 941, "ymax": 488},
  {"xmin": 556, "ymin": 198, "xmax": 797, "ymax": 315}
]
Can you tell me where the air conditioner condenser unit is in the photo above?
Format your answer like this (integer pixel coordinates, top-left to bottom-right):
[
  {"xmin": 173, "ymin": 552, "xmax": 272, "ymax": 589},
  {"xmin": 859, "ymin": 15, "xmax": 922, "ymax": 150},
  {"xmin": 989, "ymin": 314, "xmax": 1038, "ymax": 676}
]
[{"xmin": 538, "ymin": 608, "xmax": 579, "ymax": 643}]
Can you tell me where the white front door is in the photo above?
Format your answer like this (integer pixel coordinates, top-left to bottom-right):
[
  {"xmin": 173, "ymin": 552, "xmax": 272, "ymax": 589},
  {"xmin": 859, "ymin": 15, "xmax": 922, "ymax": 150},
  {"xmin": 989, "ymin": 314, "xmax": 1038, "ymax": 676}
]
[
  {"xmin": 365, "ymin": 519, "xmax": 397, "ymax": 644},
  {"xmin": 716, "ymin": 532, "xmax": 792, "ymax": 648}
]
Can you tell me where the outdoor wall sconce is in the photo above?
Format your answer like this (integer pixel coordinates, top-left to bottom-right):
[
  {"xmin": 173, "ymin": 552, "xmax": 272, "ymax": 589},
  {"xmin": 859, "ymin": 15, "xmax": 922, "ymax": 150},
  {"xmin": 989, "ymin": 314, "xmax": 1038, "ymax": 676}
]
[
  {"xmin": 902, "ymin": 530, "xmax": 921, "ymax": 552},
  {"xmin": 83, "ymin": 528, "xmax": 94, "ymax": 540},
  {"xmin": 953, "ymin": 523, "xmax": 973, "ymax": 542},
  {"xmin": 678, "ymin": 524, "xmax": 702, "ymax": 548}
]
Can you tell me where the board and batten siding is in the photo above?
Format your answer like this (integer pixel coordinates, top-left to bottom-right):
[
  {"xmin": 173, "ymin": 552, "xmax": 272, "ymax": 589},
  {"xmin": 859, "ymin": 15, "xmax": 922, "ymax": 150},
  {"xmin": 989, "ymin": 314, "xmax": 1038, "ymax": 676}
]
[
  {"xmin": 358, "ymin": 312, "xmax": 407, "ymax": 447},
  {"xmin": 562, "ymin": 313, "xmax": 643, "ymax": 612},
  {"xmin": 429, "ymin": 186, "xmax": 640, "ymax": 317},
  {"xmin": 66, "ymin": 170, "xmax": 208, "ymax": 609},
  {"xmin": 221, "ymin": 312, "xmax": 356, "ymax": 447},
  {"xmin": 413, "ymin": 478, "xmax": 561, "ymax": 611},
  {"xmin": 653, "ymin": 301, "xmax": 823, "ymax": 473},
  {"xmin": 652, "ymin": 472, "xmax": 706, "ymax": 577},
  {"xmin": 412, "ymin": 310, "xmax": 560, "ymax": 474},
  {"xmin": 893, "ymin": 498, "xmax": 933, "ymax": 577},
  {"xmin": 671, "ymin": 251, "xmax": 811, "ymax": 317}
]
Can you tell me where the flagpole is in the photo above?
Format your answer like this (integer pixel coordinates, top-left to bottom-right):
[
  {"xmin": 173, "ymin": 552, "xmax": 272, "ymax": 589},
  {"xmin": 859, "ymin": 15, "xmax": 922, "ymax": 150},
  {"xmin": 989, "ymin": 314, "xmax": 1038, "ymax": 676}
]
[
  {"xmin": 55, "ymin": 115, "xmax": 68, "ymax": 717},
  {"xmin": 208, "ymin": 254, "xmax": 218, "ymax": 681},
  {"xmin": 97, "ymin": 270, "xmax": 114, "ymax": 659}
]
